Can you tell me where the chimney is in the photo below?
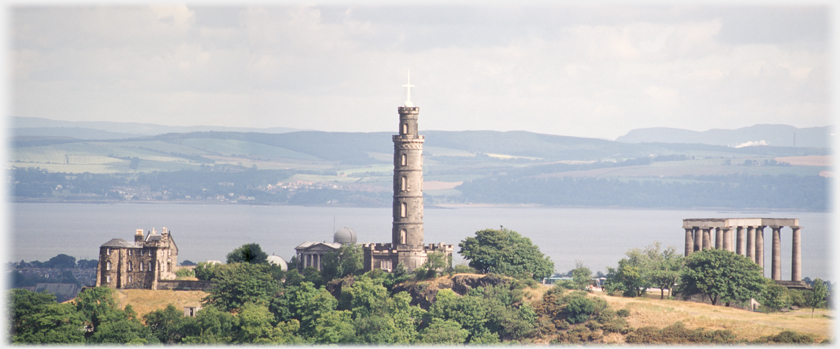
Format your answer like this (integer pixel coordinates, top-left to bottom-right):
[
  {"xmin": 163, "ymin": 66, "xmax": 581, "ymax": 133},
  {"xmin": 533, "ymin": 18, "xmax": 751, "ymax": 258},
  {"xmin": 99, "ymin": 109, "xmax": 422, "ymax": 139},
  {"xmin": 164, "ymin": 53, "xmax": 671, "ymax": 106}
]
[{"xmin": 135, "ymin": 229, "xmax": 144, "ymax": 244}]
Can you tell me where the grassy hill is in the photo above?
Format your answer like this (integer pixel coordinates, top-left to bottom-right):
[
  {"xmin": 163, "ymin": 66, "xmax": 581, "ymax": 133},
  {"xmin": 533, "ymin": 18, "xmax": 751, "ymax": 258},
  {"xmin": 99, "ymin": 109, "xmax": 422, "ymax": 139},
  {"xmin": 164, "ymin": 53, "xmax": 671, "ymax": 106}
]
[{"xmin": 108, "ymin": 284, "xmax": 831, "ymax": 344}]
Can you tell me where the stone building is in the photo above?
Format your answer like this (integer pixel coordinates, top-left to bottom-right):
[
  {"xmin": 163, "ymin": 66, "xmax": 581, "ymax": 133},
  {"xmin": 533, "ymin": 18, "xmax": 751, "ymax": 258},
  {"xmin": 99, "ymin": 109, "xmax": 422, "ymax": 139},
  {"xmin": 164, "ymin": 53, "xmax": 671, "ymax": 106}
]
[
  {"xmin": 294, "ymin": 227, "xmax": 357, "ymax": 271},
  {"xmin": 683, "ymin": 218, "xmax": 806, "ymax": 288},
  {"xmin": 95, "ymin": 227, "xmax": 178, "ymax": 290},
  {"xmin": 363, "ymin": 73, "xmax": 454, "ymax": 273}
]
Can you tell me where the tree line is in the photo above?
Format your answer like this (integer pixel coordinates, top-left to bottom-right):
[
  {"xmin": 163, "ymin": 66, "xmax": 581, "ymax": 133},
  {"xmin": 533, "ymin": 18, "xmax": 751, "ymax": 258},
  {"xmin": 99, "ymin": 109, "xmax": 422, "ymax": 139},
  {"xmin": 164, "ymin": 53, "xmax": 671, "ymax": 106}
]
[{"xmin": 8, "ymin": 229, "xmax": 829, "ymax": 344}]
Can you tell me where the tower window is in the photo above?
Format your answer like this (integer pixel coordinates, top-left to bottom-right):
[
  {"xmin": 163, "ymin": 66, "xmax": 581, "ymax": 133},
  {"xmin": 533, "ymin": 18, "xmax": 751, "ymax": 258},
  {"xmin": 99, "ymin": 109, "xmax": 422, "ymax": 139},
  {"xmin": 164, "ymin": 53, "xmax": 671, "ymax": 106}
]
[
  {"xmin": 106, "ymin": 261, "xmax": 111, "ymax": 271},
  {"xmin": 128, "ymin": 261, "xmax": 132, "ymax": 271},
  {"xmin": 106, "ymin": 275, "xmax": 111, "ymax": 283},
  {"xmin": 128, "ymin": 275, "xmax": 132, "ymax": 283},
  {"xmin": 106, "ymin": 248, "xmax": 111, "ymax": 255},
  {"xmin": 140, "ymin": 263, "xmax": 144, "ymax": 271},
  {"xmin": 402, "ymin": 123, "xmax": 408, "ymax": 135},
  {"xmin": 401, "ymin": 229, "xmax": 407, "ymax": 244},
  {"xmin": 401, "ymin": 154, "xmax": 406, "ymax": 166},
  {"xmin": 401, "ymin": 202, "xmax": 406, "ymax": 218},
  {"xmin": 401, "ymin": 176, "xmax": 407, "ymax": 191}
]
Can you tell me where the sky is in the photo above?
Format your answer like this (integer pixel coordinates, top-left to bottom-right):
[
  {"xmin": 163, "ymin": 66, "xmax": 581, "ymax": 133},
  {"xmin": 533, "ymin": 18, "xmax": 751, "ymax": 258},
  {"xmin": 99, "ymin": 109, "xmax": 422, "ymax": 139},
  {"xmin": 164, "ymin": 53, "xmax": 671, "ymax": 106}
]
[{"xmin": 6, "ymin": 2, "xmax": 834, "ymax": 140}]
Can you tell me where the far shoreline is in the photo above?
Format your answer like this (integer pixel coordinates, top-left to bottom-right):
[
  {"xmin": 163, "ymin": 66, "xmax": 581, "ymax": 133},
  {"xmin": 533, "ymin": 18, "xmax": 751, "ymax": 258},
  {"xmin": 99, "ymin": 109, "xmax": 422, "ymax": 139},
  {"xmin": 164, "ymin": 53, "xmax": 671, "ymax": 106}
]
[{"xmin": 8, "ymin": 199, "xmax": 830, "ymax": 213}]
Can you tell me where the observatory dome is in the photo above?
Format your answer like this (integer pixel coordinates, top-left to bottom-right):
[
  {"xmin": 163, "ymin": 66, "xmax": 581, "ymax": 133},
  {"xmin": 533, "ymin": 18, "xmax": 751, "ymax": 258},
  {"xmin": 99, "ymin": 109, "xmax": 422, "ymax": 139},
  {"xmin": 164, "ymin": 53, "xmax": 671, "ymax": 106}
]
[
  {"xmin": 266, "ymin": 255, "xmax": 288, "ymax": 271},
  {"xmin": 333, "ymin": 227, "xmax": 357, "ymax": 244}
]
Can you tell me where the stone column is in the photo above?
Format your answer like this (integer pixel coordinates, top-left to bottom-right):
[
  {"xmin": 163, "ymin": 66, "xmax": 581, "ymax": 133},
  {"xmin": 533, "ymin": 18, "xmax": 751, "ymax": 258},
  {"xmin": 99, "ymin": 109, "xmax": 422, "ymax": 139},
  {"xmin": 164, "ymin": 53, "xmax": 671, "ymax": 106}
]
[
  {"xmin": 702, "ymin": 228, "xmax": 712, "ymax": 251},
  {"xmin": 685, "ymin": 227, "xmax": 694, "ymax": 256},
  {"xmin": 746, "ymin": 226, "xmax": 755, "ymax": 261},
  {"xmin": 792, "ymin": 226, "xmax": 802, "ymax": 282},
  {"xmin": 722, "ymin": 228, "xmax": 732, "ymax": 251},
  {"xmin": 755, "ymin": 226, "xmax": 765, "ymax": 270},
  {"xmin": 715, "ymin": 227, "xmax": 722, "ymax": 249},
  {"xmin": 693, "ymin": 227, "xmax": 702, "ymax": 252},
  {"xmin": 771, "ymin": 226, "xmax": 782, "ymax": 281},
  {"xmin": 736, "ymin": 226, "xmax": 745, "ymax": 256}
]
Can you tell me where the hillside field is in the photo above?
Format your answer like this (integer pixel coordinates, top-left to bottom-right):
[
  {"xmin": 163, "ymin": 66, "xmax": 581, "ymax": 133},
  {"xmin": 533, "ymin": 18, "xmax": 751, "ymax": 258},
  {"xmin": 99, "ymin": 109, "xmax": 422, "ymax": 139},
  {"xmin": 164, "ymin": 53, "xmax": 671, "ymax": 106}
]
[{"xmin": 108, "ymin": 285, "xmax": 831, "ymax": 344}]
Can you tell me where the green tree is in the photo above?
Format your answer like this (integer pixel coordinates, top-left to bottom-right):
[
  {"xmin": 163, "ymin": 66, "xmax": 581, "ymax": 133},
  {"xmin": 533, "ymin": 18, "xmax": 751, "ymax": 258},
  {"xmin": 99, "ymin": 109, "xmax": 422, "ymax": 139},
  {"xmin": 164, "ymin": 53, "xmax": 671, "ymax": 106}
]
[
  {"xmin": 762, "ymin": 281, "xmax": 792, "ymax": 311},
  {"xmin": 273, "ymin": 281, "xmax": 338, "ymax": 339},
  {"xmin": 74, "ymin": 287, "xmax": 123, "ymax": 337},
  {"xmin": 234, "ymin": 302, "xmax": 284, "ymax": 344},
  {"xmin": 203, "ymin": 263, "xmax": 280, "ymax": 312},
  {"xmin": 226, "ymin": 243, "xmax": 269, "ymax": 264},
  {"xmin": 807, "ymin": 278, "xmax": 829, "ymax": 317},
  {"xmin": 9, "ymin": 290, "xmax": 85, "ymax": 344},
  {"xmin": 677, "ymin": 249, "xmax": 766, "ymax": 306},
  {"xmin": 426, "ymin": 289, "xmax": 490, "ymax": 342},
  {"xmin": 571, "ymin": 261, "xmax": 592, "ymax": 290},
  {"xmin": 44, "ymin": 254, "xmax": 76, "ymax": 269},
  {"xmin": 604, "ymin": 257, "xmax": 648, "ymax": 297},
  {"xmin": 193, "ymin": 261, "xmax": 220, "ymax": 281},
  {"xmin": 143, "ymin": 304, "xmax": 188, "ymax": 344},
  {"xmin": 458, "ymin": 227, "xmax": 554, "ymax": 280},
  {"xmin": 645, "ymin": 242, "xmax": 684, "ymax": 299},
  {"xmin": 313, "ymin": 310, "xmax": 355, "ymax": 344},
  {"xmin": 418, "ymin": 318, "xmax": 469, "ymax": 344},
  {"xmin": 180, "ymin": 306, "xmax": 237, "ymax": 344},
  {"xmin": 320, "ymin": 243, "xmax": 363, "ymax": 284},
  {"xmin": 604, "ymin": 242, "xmax": 681, "ymax": 298}
]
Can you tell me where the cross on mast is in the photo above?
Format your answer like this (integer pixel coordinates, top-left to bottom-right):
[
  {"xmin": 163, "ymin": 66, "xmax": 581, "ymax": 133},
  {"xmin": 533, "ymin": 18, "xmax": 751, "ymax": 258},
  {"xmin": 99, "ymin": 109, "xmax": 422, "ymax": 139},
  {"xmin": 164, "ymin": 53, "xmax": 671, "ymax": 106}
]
[{"xmin": 402, "ymin": 70, "xmax": 415, "ymax": 107}]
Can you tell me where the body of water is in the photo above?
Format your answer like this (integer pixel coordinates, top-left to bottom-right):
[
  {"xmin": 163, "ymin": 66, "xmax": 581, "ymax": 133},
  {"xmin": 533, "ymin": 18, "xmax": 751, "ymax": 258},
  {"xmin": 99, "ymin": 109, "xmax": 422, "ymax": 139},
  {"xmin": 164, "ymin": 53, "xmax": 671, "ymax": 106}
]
[{"xmin": 8, "ymin": 203, "xmax": 832, "ymax": 279}]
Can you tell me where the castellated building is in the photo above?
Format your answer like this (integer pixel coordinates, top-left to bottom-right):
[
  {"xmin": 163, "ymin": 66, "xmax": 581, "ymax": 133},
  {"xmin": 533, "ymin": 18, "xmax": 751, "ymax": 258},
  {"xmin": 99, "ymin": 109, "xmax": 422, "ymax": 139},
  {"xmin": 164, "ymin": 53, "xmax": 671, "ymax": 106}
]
[
  {"xmin": 363, "ymin": 75, "xmax": 454, "ymax": 272},
  {"xmin": 95, "ymin": 227, "xmax": 178, "ymax": 290}
]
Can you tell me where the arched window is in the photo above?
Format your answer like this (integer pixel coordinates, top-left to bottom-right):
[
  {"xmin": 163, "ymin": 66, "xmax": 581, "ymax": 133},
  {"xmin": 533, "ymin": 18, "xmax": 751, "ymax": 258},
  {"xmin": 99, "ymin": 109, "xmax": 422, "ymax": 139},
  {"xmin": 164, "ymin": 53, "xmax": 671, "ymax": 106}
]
[
  {"xmin": 400, "ymin": 202, "xmax": 406, "ymax": 218},
  {"xmin": 128, "ymin": 275, "xmax": 132, "ymax": 283},
  {"xmin": 140, "ymin": 263, "xmax": 144, "ymax": 271},
  {"xmin": 400, "ymin": 229, "xmax": 407, "ymax": 244},
  {"xmin": 128, "ymin": 261, "xmax": 132, "ymax": 271},
  {"xmin": 401, "ymin": 154, "xmax": 406, "ymax": 166},
  {"xmin": 402, "ymin": 123, "xmax": 408, "ymax": 135},
  {"xmin": 106, "ymin": 261, "xmax": 111, "ymax": 271},
  {"xmin": 149, "ymin": 262, "xmax": 153, "ymax": 272},
  {"xmin": 106, "ymin": 275, "xmax": 111, "ymax": 283},
  {"xmin": 401, "ymin": 176, "xmax": 407, "ymax": 191}
]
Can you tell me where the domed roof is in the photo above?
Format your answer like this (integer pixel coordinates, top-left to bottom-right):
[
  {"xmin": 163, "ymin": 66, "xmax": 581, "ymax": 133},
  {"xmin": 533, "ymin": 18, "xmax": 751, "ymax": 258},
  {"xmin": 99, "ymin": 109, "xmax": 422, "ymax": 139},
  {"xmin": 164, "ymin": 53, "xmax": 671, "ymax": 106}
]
[
  {"xmin": 333, "ymin": 227, "xmax": 357, "ymax": 244},
  {"xmin": 267, "ymin": 255, "xmax": 288, "ymax": 271}
]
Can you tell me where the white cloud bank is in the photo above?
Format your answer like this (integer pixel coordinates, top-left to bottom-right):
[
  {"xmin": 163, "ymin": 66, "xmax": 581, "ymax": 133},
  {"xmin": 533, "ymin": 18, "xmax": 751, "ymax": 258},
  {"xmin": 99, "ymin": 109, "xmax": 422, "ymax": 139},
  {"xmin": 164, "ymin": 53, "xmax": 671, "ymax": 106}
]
[{"xmin": 9, "ymin": 4, "xmax": 831, "ymax": 139}]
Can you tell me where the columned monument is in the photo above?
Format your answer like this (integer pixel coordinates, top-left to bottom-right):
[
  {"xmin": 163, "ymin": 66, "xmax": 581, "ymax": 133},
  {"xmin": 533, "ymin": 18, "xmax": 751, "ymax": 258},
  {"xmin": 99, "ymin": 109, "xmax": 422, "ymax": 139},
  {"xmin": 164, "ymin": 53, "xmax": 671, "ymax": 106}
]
[
  {"xmin": 683, "ymin": 218, "xmax": 805, "ymax": 288},
  {"xmin": 363, "ymin": 72, "xmax": 453, "ymax": 272}
]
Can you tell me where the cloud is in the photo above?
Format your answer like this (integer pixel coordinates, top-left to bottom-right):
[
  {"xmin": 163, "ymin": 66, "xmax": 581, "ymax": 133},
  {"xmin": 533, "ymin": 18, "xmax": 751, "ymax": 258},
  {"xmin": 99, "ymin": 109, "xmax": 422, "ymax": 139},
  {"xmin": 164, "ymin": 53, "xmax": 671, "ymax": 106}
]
[{"xmin": 8, "ymin": 4, "xmax": 831, "ymax": 139}]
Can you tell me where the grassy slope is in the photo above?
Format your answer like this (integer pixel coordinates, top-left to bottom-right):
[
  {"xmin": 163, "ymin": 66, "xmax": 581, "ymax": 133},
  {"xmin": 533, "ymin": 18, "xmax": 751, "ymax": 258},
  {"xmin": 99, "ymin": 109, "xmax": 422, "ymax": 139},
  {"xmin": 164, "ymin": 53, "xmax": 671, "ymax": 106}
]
[
  {"xmin": 597, "ymin": 290, "xmax": 831, "ymax": 343},
  {"xmin": 112, "ymin": 289, "xmax": 207, "ymax": 321},
  {"xmin": 109, "ymin": 283, "xmax": 831, "ymax": 343}
]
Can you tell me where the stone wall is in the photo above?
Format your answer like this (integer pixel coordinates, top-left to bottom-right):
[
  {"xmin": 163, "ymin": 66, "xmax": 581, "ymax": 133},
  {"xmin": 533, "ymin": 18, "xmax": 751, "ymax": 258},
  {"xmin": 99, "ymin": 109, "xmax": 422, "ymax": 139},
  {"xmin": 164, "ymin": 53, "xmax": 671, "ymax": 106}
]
[{"xmin": 155, "ymin": 280, "xmax": 213, "ymax": 291}]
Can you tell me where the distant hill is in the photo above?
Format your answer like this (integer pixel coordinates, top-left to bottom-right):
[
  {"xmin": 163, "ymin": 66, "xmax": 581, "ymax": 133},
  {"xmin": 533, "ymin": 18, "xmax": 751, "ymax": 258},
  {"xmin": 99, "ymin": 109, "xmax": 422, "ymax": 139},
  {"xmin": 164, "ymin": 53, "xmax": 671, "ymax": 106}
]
[
  {"xmin": 615, "ymin": 124, "xmax": 831, "ymax": 148},
  {"xmin": 10, "ymin": 116, "xmax": 304, "ymax": 139}
]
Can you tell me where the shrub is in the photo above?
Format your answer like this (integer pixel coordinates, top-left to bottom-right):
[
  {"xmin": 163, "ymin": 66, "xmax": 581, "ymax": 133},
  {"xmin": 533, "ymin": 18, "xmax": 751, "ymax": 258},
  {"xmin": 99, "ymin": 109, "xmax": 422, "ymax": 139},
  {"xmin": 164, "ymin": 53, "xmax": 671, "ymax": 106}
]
[
  {"xmin": 452, "ymin": 264, "xmax": 476, "ymax": 274},
  {"xmin": 625, "ymin": 322, "xmax": 738, "ymax": 344},
  {"xmin": 616, "ymin": 308, "xmax": 630, "ymax": 317},
  {"xmin": 565, "ymin": 296, "xmax": 596, "ymax": 324},
  {"xmin": 753, "ymin": 330, "xmax": 815, "ymax": 344},
  {"xmin": 175, "ymin": 268, "xmax": 195, "ymax": 278}
]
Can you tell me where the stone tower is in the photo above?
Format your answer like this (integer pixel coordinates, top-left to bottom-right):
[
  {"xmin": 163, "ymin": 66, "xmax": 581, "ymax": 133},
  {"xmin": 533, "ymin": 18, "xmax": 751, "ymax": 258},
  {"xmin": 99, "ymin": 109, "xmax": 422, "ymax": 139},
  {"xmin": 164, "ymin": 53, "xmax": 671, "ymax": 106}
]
[
  {"xmin": 362, "ymin": 72, "xmax": 453, "ymax": 273},
  {"xmin": 392, "ymin": 72, "xmax": 426, "ymax": 269}
]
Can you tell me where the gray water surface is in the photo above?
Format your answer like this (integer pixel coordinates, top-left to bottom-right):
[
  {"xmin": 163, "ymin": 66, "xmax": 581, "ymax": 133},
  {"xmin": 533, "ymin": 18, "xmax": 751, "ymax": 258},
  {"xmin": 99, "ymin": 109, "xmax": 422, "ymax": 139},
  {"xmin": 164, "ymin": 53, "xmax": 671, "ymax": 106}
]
[{"xmin": 9, "ymin": 203, "xmax": 831, "ymax": 279}]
